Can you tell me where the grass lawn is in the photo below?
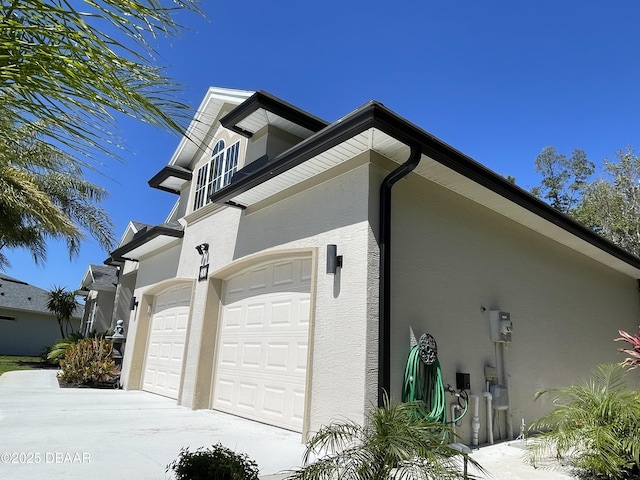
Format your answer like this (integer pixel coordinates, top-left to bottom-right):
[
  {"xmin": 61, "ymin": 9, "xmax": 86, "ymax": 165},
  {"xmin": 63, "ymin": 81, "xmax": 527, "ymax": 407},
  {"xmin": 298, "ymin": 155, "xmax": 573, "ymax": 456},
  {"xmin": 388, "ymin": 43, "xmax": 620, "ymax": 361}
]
[{"xmin": 0, "ymin": 355, "xmax": 49, "ymax": 376}]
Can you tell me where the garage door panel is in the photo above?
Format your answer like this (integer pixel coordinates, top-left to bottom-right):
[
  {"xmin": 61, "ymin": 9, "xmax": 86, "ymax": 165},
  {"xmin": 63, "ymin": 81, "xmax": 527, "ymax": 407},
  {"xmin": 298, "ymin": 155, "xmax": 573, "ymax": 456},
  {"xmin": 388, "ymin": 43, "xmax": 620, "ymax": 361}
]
[
  {"xmin": 295, "ymin": 344, "xmax": 308, "ymax": 372},
  {"xmin": 266, "ymin": 342, "xmax": 289, "ymax": 370},
  {"xmin": 143, "ymin": 285, "xmax": 190, "ymax": 399},
  {"xmin": 263, "ymin": 386, "xmax": 286, "ymax": 415},
  {"xmin": 219, "ymin": 342, "xmax": 240, "ymax": 367},
  {"xmin": 299, "ymin": 298, "xmax": 310, "ymax": 325},
  {"xmin": 273, "ymin": 262, "xmax": 294, "ymax": 286},
  {"xmin": 292, "ymin": 389, "xmax": 305, "ymax": 421},
  {"xmin": 215, "ymin": 370, "xmax": 306, "ymax": 430},
  {"xmin": 246, "ymin": 303, "xmax": 265, "ymax": 326},
  {"xmin": 242, "ymin": 342, "xmax": 262, "ymax": 367},
  {"xmin": 213, "ymin": 259, "xmax": 311, "ymax": 432},
  {"xmin": 238, "ymin": 382, "xmax": 259, "ymax": 409},
  {"xmin": 218, "ymin": 337, "xmax": 306, "ymax": 373},
  {"xmin": 249, "ymin": 268, "xmax": 268, "ymax": 290}
]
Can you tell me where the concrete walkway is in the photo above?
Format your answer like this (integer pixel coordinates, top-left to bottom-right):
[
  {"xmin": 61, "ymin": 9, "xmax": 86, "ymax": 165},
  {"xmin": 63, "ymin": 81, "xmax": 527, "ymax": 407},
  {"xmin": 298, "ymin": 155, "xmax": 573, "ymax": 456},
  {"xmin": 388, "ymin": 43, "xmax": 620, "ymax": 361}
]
[{"xmin": 0, "ymin": 370, "xmax": 576, "ymax": 480}]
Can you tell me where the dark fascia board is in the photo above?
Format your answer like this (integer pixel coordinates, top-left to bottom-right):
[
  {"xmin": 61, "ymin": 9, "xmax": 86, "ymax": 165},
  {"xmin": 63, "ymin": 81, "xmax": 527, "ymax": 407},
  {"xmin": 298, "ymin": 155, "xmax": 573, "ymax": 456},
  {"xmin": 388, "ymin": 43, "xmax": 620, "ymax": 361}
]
[
  {"xmin": 103, "ymin": 256, "xmax": 124, "ymax": 266},
  {"xmin": 220, "ymin": 90, "xmax": 330, "ymax": 138},
  {"xmin": 108, "ymin": 224, "xmax": 184, "ymax": 262},
  {"xmin": 148, "ymin": 165, "xmax": 192, "ymax": 194},
  {"xmin": 211, "ymin": 101, "xmax": 640, "ymax": 272}
]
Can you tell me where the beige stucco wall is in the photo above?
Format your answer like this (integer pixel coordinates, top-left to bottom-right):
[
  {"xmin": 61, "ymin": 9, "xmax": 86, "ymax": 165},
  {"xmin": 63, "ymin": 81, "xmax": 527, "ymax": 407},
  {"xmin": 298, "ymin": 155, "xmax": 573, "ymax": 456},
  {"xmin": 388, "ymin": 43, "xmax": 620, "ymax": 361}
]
[
  {"xmin": 121, "ymin": 139, "xmax": 640, "ymax": 444},
  {"xmin": 119, "ymin": 243, "xmax": 182, "ymax": 389},
  {"xmin": 174, "ymin": 161, "xmax": 375, "ymax": 436},
  {"xmin": 386, "ymin": 168, "xmax": 640, "ymax": 444}
]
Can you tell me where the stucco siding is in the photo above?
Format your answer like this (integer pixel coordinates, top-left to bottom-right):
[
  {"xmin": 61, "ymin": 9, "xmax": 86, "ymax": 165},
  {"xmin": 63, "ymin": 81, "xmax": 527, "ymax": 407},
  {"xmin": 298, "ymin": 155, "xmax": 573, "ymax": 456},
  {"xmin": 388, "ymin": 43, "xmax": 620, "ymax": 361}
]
[
  {"xmin": 174, "ymin": 163, "xmax": 373, "ymax": 435},
  {"xmin": 113, "ymin": 270, "xmax": 137, "ymax": 332},
  {"xmin": 119, "ymin": 244, "xmax": 183, "ymax": 389},
  {"xmin": 0, "ymin": 308, "xmax": 80, "ymax": 355},
  {"xmin": 387, "ymin": 171, "xmax": 640, "ymax": 444},
  {"xmin": 86, "ymin": 290, "xmax": 116, "ymax": 334}
]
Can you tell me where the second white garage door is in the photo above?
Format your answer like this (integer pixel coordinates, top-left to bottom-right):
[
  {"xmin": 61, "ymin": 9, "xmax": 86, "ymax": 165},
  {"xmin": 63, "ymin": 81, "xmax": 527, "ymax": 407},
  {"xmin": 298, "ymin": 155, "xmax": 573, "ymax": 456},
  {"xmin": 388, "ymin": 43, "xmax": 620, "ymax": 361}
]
[
  {"xmin": 213, "ymin": 258, "xmax": 312, "ymax": 432},
  {"xmin": 142, "ymin": 285, "xmax": 190, "ymax": 399}
]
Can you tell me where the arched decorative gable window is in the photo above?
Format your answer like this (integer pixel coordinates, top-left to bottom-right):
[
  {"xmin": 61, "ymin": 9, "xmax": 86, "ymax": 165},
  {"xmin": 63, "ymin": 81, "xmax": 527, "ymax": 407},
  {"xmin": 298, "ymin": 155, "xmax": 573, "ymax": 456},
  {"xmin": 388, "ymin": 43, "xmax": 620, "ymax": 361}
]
[{"xmin": 193, "ymin": 139, "xmax": 241, "ymax": 211}]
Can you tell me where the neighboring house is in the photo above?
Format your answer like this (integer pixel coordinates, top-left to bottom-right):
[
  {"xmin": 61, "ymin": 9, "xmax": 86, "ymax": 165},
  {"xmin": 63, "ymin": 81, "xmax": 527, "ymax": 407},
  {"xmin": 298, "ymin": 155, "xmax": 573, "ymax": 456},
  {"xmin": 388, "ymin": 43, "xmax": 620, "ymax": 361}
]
[
  {"xmin": 104, "ymin": 221, "xmax": 164, "ymax": 338},
  {"xmin": 0, "ymin": 275, "xmax": 82, "ymax": 355},
  {"xmin": 76, "ymin": 264, "xmax": 118, "ymax": 336},
  {"xmin": 110, "ymin": 87, "xmax": 640, "ymax": 444}
]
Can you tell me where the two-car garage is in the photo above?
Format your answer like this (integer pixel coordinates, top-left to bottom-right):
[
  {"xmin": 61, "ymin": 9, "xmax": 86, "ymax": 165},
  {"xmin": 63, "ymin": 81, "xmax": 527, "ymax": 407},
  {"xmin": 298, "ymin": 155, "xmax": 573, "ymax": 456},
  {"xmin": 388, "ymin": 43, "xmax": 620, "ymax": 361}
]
[{"xmin": 141, "ymin": 257, "xmax": 312, "ymax": 433}]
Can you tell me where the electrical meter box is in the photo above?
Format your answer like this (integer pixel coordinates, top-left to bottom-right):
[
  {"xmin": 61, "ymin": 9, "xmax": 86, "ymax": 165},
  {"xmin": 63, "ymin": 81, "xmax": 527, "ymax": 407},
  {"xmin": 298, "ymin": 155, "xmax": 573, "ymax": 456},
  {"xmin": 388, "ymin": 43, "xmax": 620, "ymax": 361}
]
[
  {"xmin": 489, "ymin": 310, "xmax": 512, "ymax": 343},
  {"xmin": 490, "ymin": 384, "xmax": 509, "ymax": 410}
]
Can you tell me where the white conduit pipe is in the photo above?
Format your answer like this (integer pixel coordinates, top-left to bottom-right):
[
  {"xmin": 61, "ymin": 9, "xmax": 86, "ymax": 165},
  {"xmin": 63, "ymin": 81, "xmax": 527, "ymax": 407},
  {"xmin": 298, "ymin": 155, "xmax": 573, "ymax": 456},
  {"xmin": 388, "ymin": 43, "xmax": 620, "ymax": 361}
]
[
  {"xmin": 483, "ymin": 391, "xmax": 494, "ymax": 445},
  {"xmin": 470, "ymin": 394, "xmax": 480, "ymax": 447},
  {"xmin": 451, "ymin": 403, "xmax": 459, "ymax": 436}
]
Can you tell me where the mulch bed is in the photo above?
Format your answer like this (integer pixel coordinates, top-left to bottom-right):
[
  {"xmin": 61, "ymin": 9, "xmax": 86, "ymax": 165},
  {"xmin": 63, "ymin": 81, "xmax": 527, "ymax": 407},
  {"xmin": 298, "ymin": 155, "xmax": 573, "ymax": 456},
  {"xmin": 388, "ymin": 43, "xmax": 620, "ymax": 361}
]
[{"xmin": 57, "ymin": 377, "xmax": 121, "ymax": 389}]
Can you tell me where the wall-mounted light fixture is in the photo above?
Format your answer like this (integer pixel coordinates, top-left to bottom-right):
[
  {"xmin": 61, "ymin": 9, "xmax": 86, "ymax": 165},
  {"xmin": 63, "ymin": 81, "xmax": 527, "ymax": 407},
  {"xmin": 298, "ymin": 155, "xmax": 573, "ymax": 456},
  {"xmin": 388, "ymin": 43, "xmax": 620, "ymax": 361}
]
[
  {"xmin": 129, "ymin": 296, "xmax": 138, "ymax": 311},
  {"xmin": 195, "ymin": 243, "xmax": 209, "ymax": 255},
  {"xmin": 326, "ymin": 244, "xmax": 343, "ymax": 275},
  {"xmin": 196, "ymin": 242, "xmax": 210, "ymax": 281}
]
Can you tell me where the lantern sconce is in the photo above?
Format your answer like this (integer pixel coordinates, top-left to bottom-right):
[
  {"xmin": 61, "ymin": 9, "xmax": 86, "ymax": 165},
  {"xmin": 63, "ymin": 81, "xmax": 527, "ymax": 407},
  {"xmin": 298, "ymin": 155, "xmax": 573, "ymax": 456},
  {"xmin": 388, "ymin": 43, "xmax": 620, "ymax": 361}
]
[
  {"xmin": 195, "ymin": 243, "xmax": 209, "ymax": 255},
  {"xmin": 326, "ymin": 244, "xmax": 343, "ymax": 275},
  {"xmin": 196, "ymin": 243, "xmax": 210, "ymax": 281}
]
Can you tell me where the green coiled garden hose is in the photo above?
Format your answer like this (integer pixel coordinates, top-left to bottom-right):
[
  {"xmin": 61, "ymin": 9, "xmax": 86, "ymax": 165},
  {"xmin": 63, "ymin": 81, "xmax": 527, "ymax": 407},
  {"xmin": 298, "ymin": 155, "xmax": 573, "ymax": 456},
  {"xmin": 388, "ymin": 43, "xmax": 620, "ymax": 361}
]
[
  {"xmin": 402, "ymin": 339, "xmax": 469, "ymax": 426},
  {"xmin": 402, "ymin": 344, "xmax": 447, "ymax": 423}
]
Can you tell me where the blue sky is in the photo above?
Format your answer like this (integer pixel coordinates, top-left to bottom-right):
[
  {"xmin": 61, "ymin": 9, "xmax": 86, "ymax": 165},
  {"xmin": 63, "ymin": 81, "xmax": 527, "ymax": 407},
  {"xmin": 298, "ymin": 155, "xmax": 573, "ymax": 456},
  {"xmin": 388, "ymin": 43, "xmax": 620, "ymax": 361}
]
[{"xmin": 5, "ymin": 0, "xmax": 640, "ymax": 292}]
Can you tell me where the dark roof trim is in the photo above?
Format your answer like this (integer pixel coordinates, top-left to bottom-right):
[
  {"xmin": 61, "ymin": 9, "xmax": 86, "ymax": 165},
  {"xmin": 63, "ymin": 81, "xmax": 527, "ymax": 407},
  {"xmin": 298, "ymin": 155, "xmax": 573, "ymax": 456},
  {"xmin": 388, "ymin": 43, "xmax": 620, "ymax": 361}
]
[
  {"xmin": 108, "ymin": 224, "xmax": 184, "ymax": 262},
  {"xmin": 220, "ymin": 90, "xmax": 330, "ymax": 138},
  {"xmin": 211, "ymin": 101, "xmax": 640, "ymax": 271},
  {"xmin": 148, "ymin": 165, "xmax": 192, "ymax": 194}
]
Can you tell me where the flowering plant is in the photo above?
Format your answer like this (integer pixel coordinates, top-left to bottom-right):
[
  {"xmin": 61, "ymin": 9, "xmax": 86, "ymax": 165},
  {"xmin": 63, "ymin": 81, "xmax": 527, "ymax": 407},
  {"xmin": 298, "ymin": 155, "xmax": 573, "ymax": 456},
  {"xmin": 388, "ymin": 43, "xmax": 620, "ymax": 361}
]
[{"xmin": 615, "ymin": 326, "xmax": 640, "ymax": 370}]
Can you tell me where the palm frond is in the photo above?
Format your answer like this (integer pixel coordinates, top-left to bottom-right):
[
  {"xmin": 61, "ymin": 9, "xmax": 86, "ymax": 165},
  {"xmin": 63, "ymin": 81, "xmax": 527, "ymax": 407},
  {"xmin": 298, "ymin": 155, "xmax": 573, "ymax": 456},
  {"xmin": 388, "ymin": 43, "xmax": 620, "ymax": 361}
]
[
  {"xmin": 287, "ymin": 396, "xmax": 481, "ymax": 480},
  {"xmin": 527, "ymin": 363, "xmax": 640, "ymax": 479}
]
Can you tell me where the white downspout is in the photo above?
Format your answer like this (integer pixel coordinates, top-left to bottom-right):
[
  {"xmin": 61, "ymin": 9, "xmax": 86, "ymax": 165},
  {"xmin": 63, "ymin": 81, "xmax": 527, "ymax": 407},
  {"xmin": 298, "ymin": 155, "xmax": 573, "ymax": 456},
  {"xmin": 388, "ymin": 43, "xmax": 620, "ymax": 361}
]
[
  {"xmin": 451, "ymin": 403, "xmax": 459, "ymax": 436},
  {"xmin": 503, "ymin": 343, "xmax": 514, "ymax": 440},
  {"xmin": 483, "ymin": 390, "xmax": 493, "ymax": 445}
]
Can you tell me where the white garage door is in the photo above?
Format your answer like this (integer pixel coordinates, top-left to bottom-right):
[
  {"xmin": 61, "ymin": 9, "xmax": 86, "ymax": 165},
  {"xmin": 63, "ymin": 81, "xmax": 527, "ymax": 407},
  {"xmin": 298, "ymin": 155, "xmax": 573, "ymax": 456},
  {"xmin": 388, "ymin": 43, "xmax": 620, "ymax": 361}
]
[
  {"xmin": 142, "ymin": 285, "xmax": 190, "ymax": 399},
  {"xmin": 213, "ymin": 258, "xmax": 311, "ymax": 432}
]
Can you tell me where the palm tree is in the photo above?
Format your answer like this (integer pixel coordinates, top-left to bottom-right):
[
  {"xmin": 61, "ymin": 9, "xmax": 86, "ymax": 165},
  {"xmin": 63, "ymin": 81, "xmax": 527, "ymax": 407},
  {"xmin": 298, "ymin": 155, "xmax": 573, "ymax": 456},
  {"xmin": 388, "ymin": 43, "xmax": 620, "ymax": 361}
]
[
  {"xmin": 527, "ymin": 363, "xmax": 640, "ymax": 479},
  {"xmin": 0, "ymin": 120, "xmax": 115, "ymax": 268},
  {"xmin": 46, "ymin": 286, "xmax": 79, "ymax": 339},
  {"xmin": 285, "ymin": 397, "xmax": 482, "ymax": 480},
  {"xmin": 0, "ymin": 0, "xmax": 202, "ymax": 160}
]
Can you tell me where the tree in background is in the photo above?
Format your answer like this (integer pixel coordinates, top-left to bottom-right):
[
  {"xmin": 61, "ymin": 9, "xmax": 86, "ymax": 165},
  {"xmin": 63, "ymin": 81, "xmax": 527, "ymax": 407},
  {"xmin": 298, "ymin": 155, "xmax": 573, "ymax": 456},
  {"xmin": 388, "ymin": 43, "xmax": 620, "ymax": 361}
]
[
  {"xmin": 575, "ymin": 148, "xmax": 640, "ymax": 256},
  {"xmin": 0, "ymin": 120, "xmax": 115, "ymax": 269},
  {"xmin": 47, "ymin": 286, "xmax": 79, "ymax": 338},
  {"xmin": 530, "ymin": 146, "xmax": 595, "ymax": 214},
  {"xmin": 0, "ymin": 0, "xmax": 202, "ymax": 268},
  {"xmin": 0, "ymin": 0, "xmax": 202, "ymax": 159},
  {"xmin": 531, "ymin": 146, "xmax": 640, "ymax": 257}
]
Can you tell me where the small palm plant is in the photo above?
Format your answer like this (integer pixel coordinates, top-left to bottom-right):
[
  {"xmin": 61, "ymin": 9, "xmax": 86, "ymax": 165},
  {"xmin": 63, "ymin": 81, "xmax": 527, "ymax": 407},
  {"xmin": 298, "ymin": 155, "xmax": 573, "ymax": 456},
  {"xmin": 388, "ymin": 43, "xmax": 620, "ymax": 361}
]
[
  {"xmin": 527, "ymin": 363, "xmax": 640, "ymax": 479},
  {"xmin": 285, "ymin": 396, "xmax": 481, "ymax": 480},
  {"xmin": 46, "ymin": 286, "xmax": 79, "ymax": 338}
]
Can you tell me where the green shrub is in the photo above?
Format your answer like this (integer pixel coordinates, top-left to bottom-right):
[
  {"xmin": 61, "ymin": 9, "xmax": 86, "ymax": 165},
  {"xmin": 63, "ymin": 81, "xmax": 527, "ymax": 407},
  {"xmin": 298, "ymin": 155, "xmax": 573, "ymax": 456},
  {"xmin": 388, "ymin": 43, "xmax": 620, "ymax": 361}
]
[
  {"xmin": 166, "ymin": 444, "xmax": 259, "ymax": 480},
  {"xmin": 285, "ymin": 396, "xmax": 481, "ymax": 480},
  {"xmin": 58, "ymin": 338, "xmax": 118, "ymax": 385},
  {"xmin": 45, "ymin": 332, "xmax": 85, "ymax": 365},
  {"xmin": 527, "ymin": 363, "xmax": 640, "ymax": 479}
]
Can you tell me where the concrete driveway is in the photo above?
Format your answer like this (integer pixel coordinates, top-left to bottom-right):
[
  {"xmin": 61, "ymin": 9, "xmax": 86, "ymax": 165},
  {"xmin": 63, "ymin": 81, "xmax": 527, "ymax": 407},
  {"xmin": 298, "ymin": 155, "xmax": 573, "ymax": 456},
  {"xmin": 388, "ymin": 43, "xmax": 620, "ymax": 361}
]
[{"xmin": 0, "ymin": 370, "xmax": 576, "ymax": 480}]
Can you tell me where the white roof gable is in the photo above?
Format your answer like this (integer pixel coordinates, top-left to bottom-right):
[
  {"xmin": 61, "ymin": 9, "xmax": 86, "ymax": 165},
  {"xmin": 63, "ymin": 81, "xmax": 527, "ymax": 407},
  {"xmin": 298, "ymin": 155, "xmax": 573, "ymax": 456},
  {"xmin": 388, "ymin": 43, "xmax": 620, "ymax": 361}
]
[{"xmin": 169, "ymin": 87, "xmax": 254, "ymax": 169}]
